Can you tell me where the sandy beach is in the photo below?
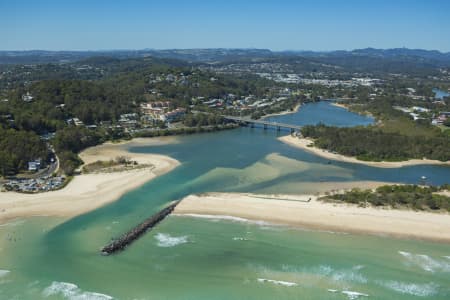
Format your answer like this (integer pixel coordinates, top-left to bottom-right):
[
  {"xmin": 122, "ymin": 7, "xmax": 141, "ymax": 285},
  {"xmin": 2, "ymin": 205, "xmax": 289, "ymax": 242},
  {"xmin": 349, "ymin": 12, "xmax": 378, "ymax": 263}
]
[
  {"xmin": 261, "ymin": 103, "xmax": 301, "ymax": 119},
  {"xmin": 329, "ymin": 102, "xmax": 348, "ymax": 109},
  {"xmin": 279, "ymin": 135, "xmax": 450, "ymax": 168},
  {"xmin": 0, "ymin": 137, "xmax": 180, "ymax": 223},
  {"xmin": 175, "ymin": 192, "xmax": 450, "ymax": 242}
]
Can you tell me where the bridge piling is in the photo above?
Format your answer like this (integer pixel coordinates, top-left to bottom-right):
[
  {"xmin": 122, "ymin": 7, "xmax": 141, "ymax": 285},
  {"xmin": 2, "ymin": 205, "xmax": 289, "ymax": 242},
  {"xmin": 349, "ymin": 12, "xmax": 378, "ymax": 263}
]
[{"xmin": 223, "ymin": 116, "xmax": 302, "ymax": 132}]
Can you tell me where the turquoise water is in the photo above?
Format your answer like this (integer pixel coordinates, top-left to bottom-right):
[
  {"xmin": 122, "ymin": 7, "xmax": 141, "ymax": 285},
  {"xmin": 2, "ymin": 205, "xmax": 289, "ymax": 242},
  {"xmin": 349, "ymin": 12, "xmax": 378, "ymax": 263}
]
[{"xmin": 0, "ymin": 102, "xmax": 449, "ymax": 299}]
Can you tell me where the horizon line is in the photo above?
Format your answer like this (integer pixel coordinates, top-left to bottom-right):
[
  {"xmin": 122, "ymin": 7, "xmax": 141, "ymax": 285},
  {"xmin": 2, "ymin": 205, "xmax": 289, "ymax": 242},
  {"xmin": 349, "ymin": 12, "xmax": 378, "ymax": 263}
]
[{"xmin": 0, "ymin": 47, "xmax": 449, "ymax": 54}]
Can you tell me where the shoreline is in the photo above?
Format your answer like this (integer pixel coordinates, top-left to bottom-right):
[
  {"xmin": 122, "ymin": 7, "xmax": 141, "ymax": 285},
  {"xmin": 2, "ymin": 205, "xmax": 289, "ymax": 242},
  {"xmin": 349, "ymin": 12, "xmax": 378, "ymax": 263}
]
[
  {"xmin": 279, "ymin": 135, "xmax": 450, "ymax": 168},
  {"xmin": 0, "ymin": 137, "xmax": 180, "ymax": 224},
  {"xmin": 329, "ymin": 102, "xmax": 348, "ymax": 109},
  {"xmin": 174, "ymin": 192, "xmax": 450, "ymax": 243},
  {"xmin": 261, "ymin": 103, "xmax": 301, "ymax": 119}
]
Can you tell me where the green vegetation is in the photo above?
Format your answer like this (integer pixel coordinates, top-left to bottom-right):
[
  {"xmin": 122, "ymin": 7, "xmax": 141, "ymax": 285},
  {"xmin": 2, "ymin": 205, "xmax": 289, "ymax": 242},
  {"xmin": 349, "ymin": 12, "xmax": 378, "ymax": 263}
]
[
  {"xmin": 135, "ymin": 124, "xmax": 238, "ymax": 138},
  {"xmin": 82, "ymin": 156, "xmax": 136, "ymax": 173},
  {"xmin": 53, "ymin": 127, "xmax": 105, "ymax": 175},
  {"xmin": 321, "ymin": 185, "xmax": 450, "ymax": 212},
  {"xmin": 301, "ymin": 124, "xmax": 450, "ymax": 161},
  {"xmin": 0, "ymin": 127, "xmax": 48, "ymax": 176},
  {"xmin": 183, "ymin": 113, "xmax": 224, "ymax": 127}
]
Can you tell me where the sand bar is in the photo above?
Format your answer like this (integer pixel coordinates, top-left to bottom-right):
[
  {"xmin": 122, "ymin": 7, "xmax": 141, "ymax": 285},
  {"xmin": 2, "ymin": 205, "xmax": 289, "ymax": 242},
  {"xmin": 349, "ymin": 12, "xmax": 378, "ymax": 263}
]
[
  {"xmin": 279, "ymin": 135, "xmax": 450, "ymax": 168},
  {"xmin": 0, "ymin": 137, "xmax": 180, "ymax": 223},
  {"xmin": 175, "ymin": 192, "xmax": 450, "ymax": 242}
]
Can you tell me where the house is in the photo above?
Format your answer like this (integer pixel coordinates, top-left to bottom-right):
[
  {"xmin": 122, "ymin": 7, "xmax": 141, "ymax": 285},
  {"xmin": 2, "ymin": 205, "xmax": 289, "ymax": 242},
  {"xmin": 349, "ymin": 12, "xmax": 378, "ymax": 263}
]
[
  {"xmin": 28, "ymin": 162, "xmax": 38, "ymax": 171},
  {"xmin": 28, "ymin": 159, "xmax": 41, "ymax": 172},
  {"xmin": 119, "ymin": 113, "xmax": 138, "ymax": 130},
  {"xmin": 140, "ymin": 101, "xmax": 171, "ymax": 120},
  {"xmin": 160, "ymin": 108, "xmax": 186, "ymax": 122},
  {"xmin": 66, "ymin": 118, "xmax": 84, "ymax": 126},
  {"xmin": 22, "ymin": 92, "xmax": 34, "ymax": 102}
]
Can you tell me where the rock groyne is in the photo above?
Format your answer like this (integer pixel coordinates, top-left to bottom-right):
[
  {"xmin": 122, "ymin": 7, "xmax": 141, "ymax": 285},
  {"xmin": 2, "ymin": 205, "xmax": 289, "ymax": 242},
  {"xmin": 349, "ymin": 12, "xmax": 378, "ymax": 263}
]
[{"xmin": 101, "ymin": 201, "xmax": 179, "ymax": 255}]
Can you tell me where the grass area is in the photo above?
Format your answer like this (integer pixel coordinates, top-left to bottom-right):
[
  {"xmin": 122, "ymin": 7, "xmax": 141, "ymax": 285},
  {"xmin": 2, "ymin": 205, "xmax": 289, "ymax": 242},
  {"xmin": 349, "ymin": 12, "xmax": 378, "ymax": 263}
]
[
  {"xmin": 379, "ymin": 117, "xmax": 442, "ymax": 137},
  {"xmin": 82, "ymin": 156, "xmax": 137, "ymax": 173}
]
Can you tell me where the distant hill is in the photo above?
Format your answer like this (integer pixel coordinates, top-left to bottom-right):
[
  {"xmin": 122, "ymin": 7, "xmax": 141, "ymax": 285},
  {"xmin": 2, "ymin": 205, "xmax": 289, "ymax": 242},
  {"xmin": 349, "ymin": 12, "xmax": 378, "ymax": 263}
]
[
  {"xmin": 1, "ymin": 48, "xmax": 449, "ymax": 75},
  {"xmin": 0, "ymin": 48, "xmax": 275, "ymax": 64}
]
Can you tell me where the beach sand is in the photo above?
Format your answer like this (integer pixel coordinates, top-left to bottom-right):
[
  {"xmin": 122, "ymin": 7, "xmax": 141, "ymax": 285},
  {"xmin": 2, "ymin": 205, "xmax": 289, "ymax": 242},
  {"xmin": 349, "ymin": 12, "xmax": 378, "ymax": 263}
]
[
  {"xmin": 261, "ymin": 103, "xmax": 301, "ymax": 119},
  {"xmin": 329, "ymin": 102, "xmax": 349, "ymax": 109},
  {"xmin": 279, "ymin": 135, "xmax": 450, "ymax": 168},
  {"xmin": 175, "ymin": 192, "xmax": 450, "ymax": 242},
  {"xmin": 0, "ymin": 137, "xmax": 180, "ymax": 223}
]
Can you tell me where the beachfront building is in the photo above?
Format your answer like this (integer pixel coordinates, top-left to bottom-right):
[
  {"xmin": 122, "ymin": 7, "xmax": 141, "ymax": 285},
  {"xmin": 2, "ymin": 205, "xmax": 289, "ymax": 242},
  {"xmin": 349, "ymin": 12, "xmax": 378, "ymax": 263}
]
[
  {"xmin": 66, "ymin": 118, "xmax": 84, "ymax": 126},
  {"xmin": 140, "ymin": 101, "xmax": 171, "ymax": 121},
  {"xmin": 22, "ymin": 92, "xmax": 34, "ymax": 102},
  {"xmin": 28, "ymin": 159, "xmax": 42, "ymax": 172},
  {"xmin": 140, "ymin": 101, "xmax": 186, "ymax": 124},
  {"xmin": 159, "ymin": 108, "xmax": 186, "ymax": 123}
]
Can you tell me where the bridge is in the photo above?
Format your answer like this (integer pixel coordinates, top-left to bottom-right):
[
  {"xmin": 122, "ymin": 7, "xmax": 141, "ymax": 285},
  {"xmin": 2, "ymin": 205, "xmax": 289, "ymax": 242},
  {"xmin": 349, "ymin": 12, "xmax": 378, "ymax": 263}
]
[{"xmin": 223, "ymin": 116, "xmax": 302, "ymax": 133}]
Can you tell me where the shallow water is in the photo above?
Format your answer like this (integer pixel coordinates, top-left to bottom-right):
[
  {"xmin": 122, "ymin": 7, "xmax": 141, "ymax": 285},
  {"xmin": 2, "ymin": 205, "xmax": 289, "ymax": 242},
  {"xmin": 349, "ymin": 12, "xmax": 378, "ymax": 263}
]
[{"xmin": 0, "ymin": 102, "xmax": 449, "ymax": 299}]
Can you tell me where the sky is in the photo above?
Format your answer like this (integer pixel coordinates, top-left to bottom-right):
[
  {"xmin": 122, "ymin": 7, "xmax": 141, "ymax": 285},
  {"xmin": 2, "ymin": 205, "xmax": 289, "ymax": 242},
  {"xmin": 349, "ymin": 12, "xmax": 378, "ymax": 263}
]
[{"xmin": 1, "ymin": 0, "xmax": 450, "ymax": 52}]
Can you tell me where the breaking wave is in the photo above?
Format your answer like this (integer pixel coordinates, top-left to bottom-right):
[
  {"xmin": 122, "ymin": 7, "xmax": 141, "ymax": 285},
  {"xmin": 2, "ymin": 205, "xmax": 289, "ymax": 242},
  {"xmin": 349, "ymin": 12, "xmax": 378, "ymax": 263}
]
[
  {"xmin": 341, "ymin": 290, "xmax": 369, "ymax": 299},
  {"xmin": 398, "ymin": 251, "xmax": 450, "ymax": 273},
  {"xmin": 377, "ymin": 280, "xmax": 439, "ymax": 297},
  {"xmin": 155, "ymin": 233, "xmax": 189, "ymax": 247},
  {"xmin": 257, "ymin": 278, "xmax": 298, "ymax": 287},
  {"xmin": 327, "ymin": 288, "xmax": 370, "ymax": 299},
  {"xmin": 43, "ymin": 281, "xmax": 113, "ymax": 300},
  {"xmin": 281, "ymin": 264, "xmax": 368, "ymax": 284},
  {"xmin": 232, "ymin": 237, "xmax": 249, "ymax": 241},
  {"xmin": 174, "ymin": 213, "xmax": 269, "ymax": 225}
]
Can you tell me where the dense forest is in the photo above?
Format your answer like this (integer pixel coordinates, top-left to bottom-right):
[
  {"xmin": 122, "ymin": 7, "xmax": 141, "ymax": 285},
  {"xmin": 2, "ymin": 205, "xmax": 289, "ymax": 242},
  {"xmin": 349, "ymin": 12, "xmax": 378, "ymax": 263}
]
[
  {"xmin": 301, "ymin": 124, "xmax": 450, "ymax": 161},
  {"xmin": 321, "ymin": 185, "xmax": 450, "ymax": 211}
]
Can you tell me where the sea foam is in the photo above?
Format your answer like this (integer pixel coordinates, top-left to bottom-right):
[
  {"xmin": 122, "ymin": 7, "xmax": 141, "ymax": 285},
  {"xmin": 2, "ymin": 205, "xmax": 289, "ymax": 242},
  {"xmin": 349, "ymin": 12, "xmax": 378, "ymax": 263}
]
[
  {"xmin": 398, "ymin": 251, "xmax": 450, "ymax": 273},
  {"xmin": 341, "ymin": 290, "xmax": 369, "ymax": 299},
  {"xmin": 257, "ymin": 278, "xmax": 298, "ymax": 287},
  {"xmin": 377, "ymin": 280, "xmax": 439, "ymax": 297},
  {"xmin": 154, "ymin": 233, "xmax": 189, "ymax": 247},
  {"xmin": 232, "ymin": 237, "xmax": 249, "ymax": 241},
  {"xmin": 0, "ymin": 219, "xmax": 25, "ymax": 227},
  {"xmin": 0, "ymin": 270, "xmax": 10, "ymax": 278},
  {"xmin": 280, "ymin": 264, "xmax": 368, "ymax": 284},
  {"xmin": 43, "ymin": 281, "xmax": 113, "ymax": 300},
  {"xmin": 174, "ymin": 213, "xmax": 269, "ymax": 225}
]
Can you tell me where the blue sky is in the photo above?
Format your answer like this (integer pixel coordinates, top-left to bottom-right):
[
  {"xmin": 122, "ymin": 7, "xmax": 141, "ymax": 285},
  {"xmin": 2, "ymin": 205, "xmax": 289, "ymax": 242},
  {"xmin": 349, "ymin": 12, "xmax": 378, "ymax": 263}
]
[{"xmin": 1, "ymin": 0, "xmax": 449, "ymax": 51}]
